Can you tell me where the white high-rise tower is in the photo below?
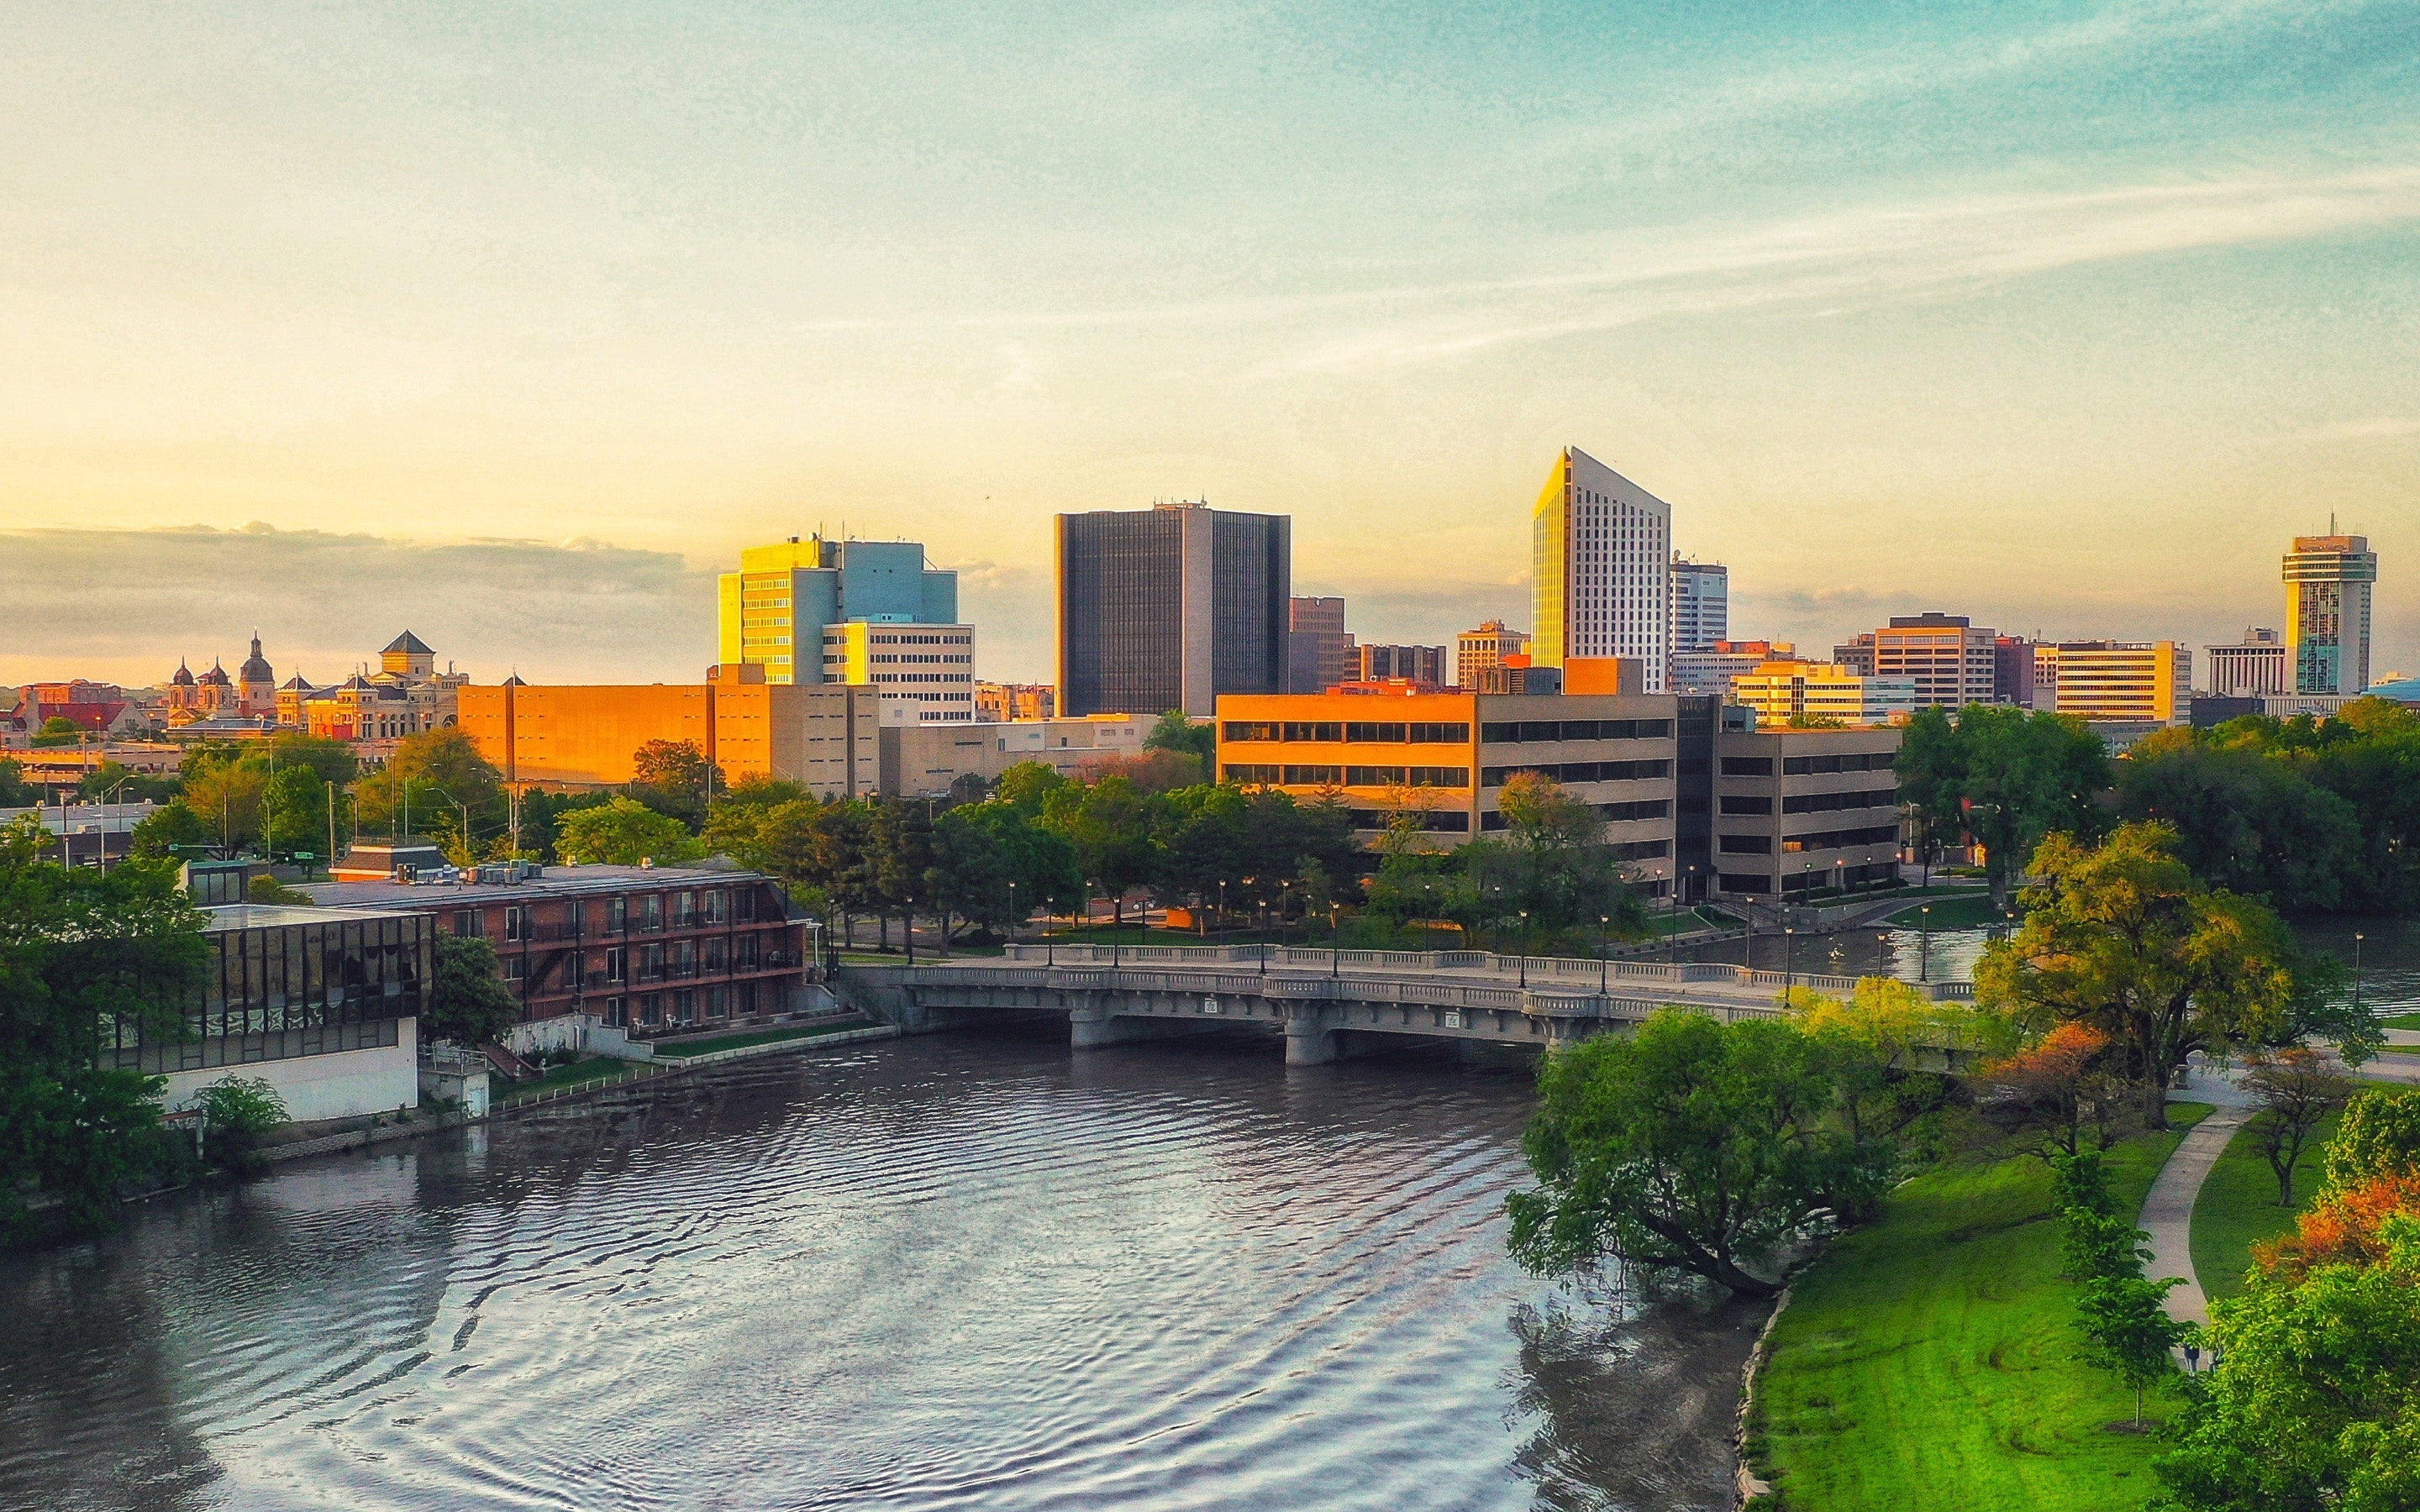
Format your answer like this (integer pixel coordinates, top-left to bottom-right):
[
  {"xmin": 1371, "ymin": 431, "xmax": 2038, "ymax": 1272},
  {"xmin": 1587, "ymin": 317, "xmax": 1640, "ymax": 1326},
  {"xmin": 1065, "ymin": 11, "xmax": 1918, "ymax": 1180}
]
[{"xmin": 1531, "ymin": 447, "xmax": 1672, "ymax": 691}]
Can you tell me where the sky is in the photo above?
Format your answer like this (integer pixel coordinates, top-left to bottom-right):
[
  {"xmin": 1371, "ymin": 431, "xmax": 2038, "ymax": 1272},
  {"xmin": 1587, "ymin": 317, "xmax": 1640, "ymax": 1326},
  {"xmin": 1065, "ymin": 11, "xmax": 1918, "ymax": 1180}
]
[{"xmin": 3, "ymin": 0, "xmax": 2415, "ymax": 690}]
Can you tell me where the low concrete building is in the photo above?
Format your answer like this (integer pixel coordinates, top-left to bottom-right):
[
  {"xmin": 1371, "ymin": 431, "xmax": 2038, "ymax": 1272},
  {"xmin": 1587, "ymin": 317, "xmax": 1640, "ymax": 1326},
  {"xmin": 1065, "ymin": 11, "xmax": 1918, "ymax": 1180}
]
[
  {"xmin": 881, "ymin": 715, "xmax": 1153, "ymax": 797},
  {"xmin": 1710, "ymin": 725, "xmax": 1903, "ymax": 900},
  {"xmin": 301, "ymin": 864, "xmax": 814, "ymax": 1038},
  {"xmin": 103, "ymin": 902, "xmax": 435, "ymax": 1124}
]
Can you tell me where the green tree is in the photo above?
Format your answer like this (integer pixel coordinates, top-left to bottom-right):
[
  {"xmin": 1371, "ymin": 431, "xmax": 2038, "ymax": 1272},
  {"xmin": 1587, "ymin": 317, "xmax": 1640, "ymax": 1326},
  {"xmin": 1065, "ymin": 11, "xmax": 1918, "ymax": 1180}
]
[
  {"xmin": 355, "ymin": 728, "xmax": 504, "ymax": 846},
  {"xmin": 73, "ymin": 759, "xmax": 182, "ymax": 805},
  {"xmin": 1507, "ymin": 1010, "xmax": 1882, "ymax": 1298},
  {"xmin": 2118, "ymin": 732, "xmax": 2362, "ymax": 913},
  {"xmin": 195, "ymin": 1074, "xmax": 288, "ymax": 1174},
  {"xmin": 2242, "ymin": 1047, "xmax": 2354, "ymax": 1205},
  {"xmin": 128, "ymin": 800, "xmax": 213, "ymax": 861},
  {"xmin": 630, "ymin": 738, "xmax": 721, "ymax": 829},
  {"xmin": 1894, "ymin": 703, "xmax": 2111, "ymax": 906},
  {"xmin": 0, "ymin": 816, "xmax": 208, "ymax": 1242},
  {"xmin": 2323, "ymin": 1088, "xmax": 2420, "ymax": 1200},
  {"xmin": 1491, "ymin": 772, "xmax": 1649, "ymax": 942},
  {"xmin": 1975, "ymin": 822, "xmax": 2302, "ymax": 1126},
  {"xmin": 2154, "ymin": 1213, "xmax": 2420, "ymax": 1511},
  {"xmin": 513, "ymin": 789, "xmax": 615, "ymax": 864},
  {"xmin": 553, "ymin": 797, "xmax": 700, "ymax": 867},
  {"xmin": 1041, "ymin": 774, "xmax": 1161, "ymax": 931},
  {"xmin": 0, "ymin": 757, "xmax": 34, "ymax": 807},
  {"xmin": 994, "ymin": 761, "xmax": 1068, "ymax": 814},
  {"xmin": 245, "ymin": 875, "xmax": 313, "ymax": 905},
  {"xmin": 264, "ymin": 732, "xmax": 358, "ymax": 789},
  {"xmin": 2077, "ymin": 1270, "xmax": 2188, "ymax": 1430},
  {"xmin": 180, "ymin": 760, "xmax": 266, "ymax": 852},
  {"xmin": 425, "ymin": 933, "xmax": 522, "ymax": 1047},
  {"xmin": 260, "ymin": 764, "xmax": 331, "ymax": 860},
  {"xmin": 1788, "ymin": 978, "xmax": 2008, "ymax": 1175},
  {"xmin": 1144, "ymin": 710, "xmax": 1217, "ymax": 768},
  {"xmin": 31, "ymin": 715, "xmax": 85, "ymax": 747}
]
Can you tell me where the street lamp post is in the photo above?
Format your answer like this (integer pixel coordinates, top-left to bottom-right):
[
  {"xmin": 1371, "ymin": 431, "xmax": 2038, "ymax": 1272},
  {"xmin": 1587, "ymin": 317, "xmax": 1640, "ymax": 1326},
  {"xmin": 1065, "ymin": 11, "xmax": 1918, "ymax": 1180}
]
[
  {"xmin": 1919, "ymin": 904, "xmax": 1932, "ymax": 982},
  {"xmin": 1007, "ymin": 881, "xmax": 1018, "ymax": 950},
  {"xmin": 1330, "ymin": 902, "xmax": 1341, "ymax": 978},
  {"xmin": 1600, "ymin": 915, "xmax": 1611, "ymax": 993},
  {"xmin": 2354, "ymin": 932, "xmax": 2365, "ymax": 1013},
  {"xmin": 1517, "ymin": 910, "xmax": 1529, "ymax": 988},
  {"xmin": 1784, "ymin": 927, "xmax": 1797, "ymax": 1000}
]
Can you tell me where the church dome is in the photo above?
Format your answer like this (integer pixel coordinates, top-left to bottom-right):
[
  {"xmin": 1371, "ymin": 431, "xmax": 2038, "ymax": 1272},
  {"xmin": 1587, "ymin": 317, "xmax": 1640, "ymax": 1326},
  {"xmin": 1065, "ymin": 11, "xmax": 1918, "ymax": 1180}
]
[
  {"xmin": 238, "ymin": 633, "xmax": 274, "ymax": 684},
  {"xmin": 197, "ymin": 659, "xmax": 231, "ymax": 687},
  {"xmin": 170, "ymin": 659, "xmax": 196, "ymax": 687}
]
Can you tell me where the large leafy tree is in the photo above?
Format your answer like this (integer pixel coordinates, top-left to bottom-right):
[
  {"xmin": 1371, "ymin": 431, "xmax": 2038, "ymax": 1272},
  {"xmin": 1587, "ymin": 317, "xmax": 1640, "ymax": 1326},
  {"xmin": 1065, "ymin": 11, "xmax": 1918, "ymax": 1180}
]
[
  {"xmin": 355, "ymin": 728, "xmax": 504, "ymax": 848},
  {"xmin": 1892, "ymin": 703, "xmax": 2110, "ymax": 906},
  {"xmin": 2118, "ymin": 732, "xmax": 2362, "ymax": 913},
  {"xmin": 1976, "ymin": 822, "xmax": 2302, "ymax": 1126},
  {"xmin": 426, "ymin": 933, "xmax": 522, "ymax": 1047},
  {"xmin": 554, "ymin": 797, "xmax": 699, "ymax": 867},
  {"xmin": 1039, "ymin": 774, "xmax": 1162, "ymax": 929},
  {"xmin": 1507, "ymin": 1009, "xmax": 1883, "ymax": 1298},
  {"xmin": 0, "ymin": 816, "xmax": 208, "ymax": 1242},
  {"xmin": 1142, "ymin": 710, "xmax": 1216, "ymax": 771},
  {"xmin": 128, "ymin": 801, "xmax": 214, "ymax": 861},
  {"xmin": 629, "ymin": 738, "xmax": 722, "ymax": 830},
  {"xmin": 178, "ymin": 760, "xmax": 266, "ymax": 852},
  {"xmin": 2154, "ymin": 1209, "xmax": 2420, "ymax": 1511}
]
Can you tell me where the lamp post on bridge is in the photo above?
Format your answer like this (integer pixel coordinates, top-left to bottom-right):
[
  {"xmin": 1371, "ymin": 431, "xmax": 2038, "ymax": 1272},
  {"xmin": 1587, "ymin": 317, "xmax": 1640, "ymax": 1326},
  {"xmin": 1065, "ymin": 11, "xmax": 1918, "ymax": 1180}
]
[
  {"xmin": 1517, "ymin": 911, "xmax": 1529, "ymax": 989},
  {"xmin": 1600, "ymin": 915, "xmax": 1610, "ymax": 994},
  {"xmin": 1783, "ymin": 927, "xmax": 1796, "ymax": 1001}
]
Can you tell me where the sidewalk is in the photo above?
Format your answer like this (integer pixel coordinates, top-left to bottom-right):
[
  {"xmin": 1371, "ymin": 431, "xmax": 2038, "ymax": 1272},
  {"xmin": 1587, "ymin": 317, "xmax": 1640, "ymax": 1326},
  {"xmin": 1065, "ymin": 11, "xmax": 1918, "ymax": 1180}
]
[{"xmin": 2139, "ymin": 1100, "xmax": 2254, "ymax": 1329}]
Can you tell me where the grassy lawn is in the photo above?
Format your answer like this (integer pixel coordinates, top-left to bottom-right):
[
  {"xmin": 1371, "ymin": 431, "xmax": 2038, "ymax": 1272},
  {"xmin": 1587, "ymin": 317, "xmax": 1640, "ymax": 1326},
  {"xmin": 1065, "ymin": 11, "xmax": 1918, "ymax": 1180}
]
[
  {"xmin": 1887, "ymin": 894, "xmax": 2007, "ymax": 928},
  {"xmin": 650, "ymin": 1021, "xmax": 871, "ymax": 1058},
  {"xmin": 2381, "ymin": 1011, "xmax": 2420, "ymax": 1032},
  {"xmin": 2190, "ymin": 1110, "xmax": 2338, "ymax": 1306},
  {"xmin": 1754, "ymin": 1105, "xmax": 2210, "ymax": 1512}
]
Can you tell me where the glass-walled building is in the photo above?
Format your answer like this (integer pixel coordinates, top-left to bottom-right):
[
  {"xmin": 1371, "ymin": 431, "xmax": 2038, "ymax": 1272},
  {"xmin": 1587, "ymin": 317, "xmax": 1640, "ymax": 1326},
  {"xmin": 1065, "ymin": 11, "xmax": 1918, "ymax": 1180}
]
[{"xmin": 104, "ymin": 903, "xmax": 433, "ymax": 1122}]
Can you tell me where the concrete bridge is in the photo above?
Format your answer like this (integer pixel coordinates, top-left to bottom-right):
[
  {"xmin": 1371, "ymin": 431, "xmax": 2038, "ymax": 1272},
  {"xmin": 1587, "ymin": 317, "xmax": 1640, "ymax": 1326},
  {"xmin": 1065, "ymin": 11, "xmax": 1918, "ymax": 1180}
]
[{"xmin": 839, "ymin": 942, "xmax": 1977, "ymax": 1066}]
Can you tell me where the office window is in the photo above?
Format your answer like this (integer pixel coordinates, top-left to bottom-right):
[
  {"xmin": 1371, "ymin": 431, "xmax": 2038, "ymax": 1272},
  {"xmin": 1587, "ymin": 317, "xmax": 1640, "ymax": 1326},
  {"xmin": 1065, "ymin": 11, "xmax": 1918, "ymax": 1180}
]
[
  {"xmin": 1223, "ymin": 764, "xmax": 1282, "ymax": 784},
  {"xmin": 1721, "ymin": 757, "xmax": 1774, "ymax": 777},
  {"xmin": 1222, "ymin": 721, "xmax": 1280, "ymax": 743},
  {"xmin": 608, "ymin": 896, "xmax": 628, "ymax": 931},
  {"xmin": 1719, "ymin": 834, "xmax": 1774, "ymax": 854},
  {"xmin": 1720, "ymin": 795, "xmax": 1774, "ymax": 816}
]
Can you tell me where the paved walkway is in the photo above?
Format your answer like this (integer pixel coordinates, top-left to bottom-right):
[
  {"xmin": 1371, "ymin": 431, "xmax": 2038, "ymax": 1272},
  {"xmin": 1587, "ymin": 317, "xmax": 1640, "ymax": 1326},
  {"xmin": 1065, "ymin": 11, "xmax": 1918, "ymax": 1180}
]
[{"xmin": 2140, "ymin": 1098, "xmax": 2254, "ymax": 1328}]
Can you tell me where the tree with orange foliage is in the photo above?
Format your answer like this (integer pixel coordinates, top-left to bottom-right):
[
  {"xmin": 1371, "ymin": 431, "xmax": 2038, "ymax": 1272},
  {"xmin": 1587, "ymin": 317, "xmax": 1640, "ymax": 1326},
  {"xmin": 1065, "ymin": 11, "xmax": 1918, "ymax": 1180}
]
[
  {"xmin": 1971, "ymin": 1021, "xmax": 2132, "ymax": 1158},
  {"xmin": 2154, "ymin": 1100, "xmax": 2420, "ymax": 1511}
]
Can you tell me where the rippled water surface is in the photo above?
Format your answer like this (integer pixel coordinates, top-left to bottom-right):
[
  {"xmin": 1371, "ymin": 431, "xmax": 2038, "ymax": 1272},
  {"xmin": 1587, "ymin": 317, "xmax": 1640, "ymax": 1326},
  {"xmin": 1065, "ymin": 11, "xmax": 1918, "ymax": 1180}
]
[{"xmin": 0, "ymin": 1032, "xmax": 1763, "ymax": 1512}]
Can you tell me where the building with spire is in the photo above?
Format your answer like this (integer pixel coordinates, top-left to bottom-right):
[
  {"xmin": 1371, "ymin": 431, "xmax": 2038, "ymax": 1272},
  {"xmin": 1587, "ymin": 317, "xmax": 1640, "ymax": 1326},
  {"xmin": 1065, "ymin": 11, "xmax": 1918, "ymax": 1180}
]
[
  {"xmin": 236, "ymin": 633, "xmax": 276, "ymax": 717},
  {"xmin": 2285, "ymin": 532, "xmax": 2377, "ymax": 696}
]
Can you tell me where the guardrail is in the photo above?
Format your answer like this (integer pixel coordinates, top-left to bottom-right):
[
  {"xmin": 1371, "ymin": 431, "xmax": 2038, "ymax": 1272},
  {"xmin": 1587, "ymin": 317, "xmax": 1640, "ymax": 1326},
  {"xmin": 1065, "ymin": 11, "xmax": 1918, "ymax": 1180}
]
[{"xmin": 994, "ymin": 942, "xmax": 1965, "ymax": 1000}]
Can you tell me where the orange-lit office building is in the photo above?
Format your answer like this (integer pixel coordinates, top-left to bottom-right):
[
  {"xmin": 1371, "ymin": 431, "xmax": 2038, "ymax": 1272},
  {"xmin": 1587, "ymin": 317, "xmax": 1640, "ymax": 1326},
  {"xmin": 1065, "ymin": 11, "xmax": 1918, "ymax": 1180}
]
[
  {"xmin": 457, "ymin": 665, "xmax": 878, "ymax": 795},
  {"xmin": 1216, "ymin": 688, "xmax": 1682, "ymax": 894},
  {"xmin": 1217, "ymin": 685, "xmax": 1906, "ymax": 903}
]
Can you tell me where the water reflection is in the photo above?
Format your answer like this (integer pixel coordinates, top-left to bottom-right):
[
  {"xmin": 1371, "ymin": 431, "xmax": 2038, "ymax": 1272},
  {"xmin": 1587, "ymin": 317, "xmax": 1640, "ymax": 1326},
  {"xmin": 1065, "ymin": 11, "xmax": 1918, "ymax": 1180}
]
[{"xmin": 0, "ymin": 1032, "xmax": 1764, "ymax": 1512}]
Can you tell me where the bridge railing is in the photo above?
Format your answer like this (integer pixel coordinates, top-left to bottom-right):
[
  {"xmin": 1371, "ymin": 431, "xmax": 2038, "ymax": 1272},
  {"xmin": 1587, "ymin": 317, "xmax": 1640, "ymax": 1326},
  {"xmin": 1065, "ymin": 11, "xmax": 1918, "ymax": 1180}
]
[{"xmin": 997, "ymin": 942, "xmax": 1963, "ymax": 1000}]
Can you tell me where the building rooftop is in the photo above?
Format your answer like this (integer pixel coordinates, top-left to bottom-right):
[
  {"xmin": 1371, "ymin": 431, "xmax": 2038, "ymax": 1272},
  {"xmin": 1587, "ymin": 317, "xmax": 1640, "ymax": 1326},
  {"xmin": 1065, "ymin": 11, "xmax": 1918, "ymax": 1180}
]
[
  {"xmin": 299, "ymin": 861, "xmax": 763, "ymax": 909},
  {"xmin": 383, "ymin": 629, "xmax": 434, "ymax": 655},
  {"xmin": 205, "ymin": 902, "xmax": 416, "ymax": 930}
]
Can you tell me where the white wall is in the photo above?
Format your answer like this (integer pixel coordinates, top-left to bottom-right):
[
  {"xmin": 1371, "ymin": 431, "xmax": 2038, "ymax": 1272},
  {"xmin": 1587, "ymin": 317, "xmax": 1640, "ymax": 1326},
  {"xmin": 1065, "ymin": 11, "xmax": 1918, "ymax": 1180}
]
[{"xmin": 160, "ymin": 1017, "xmax": 421, "ymax": 1124}]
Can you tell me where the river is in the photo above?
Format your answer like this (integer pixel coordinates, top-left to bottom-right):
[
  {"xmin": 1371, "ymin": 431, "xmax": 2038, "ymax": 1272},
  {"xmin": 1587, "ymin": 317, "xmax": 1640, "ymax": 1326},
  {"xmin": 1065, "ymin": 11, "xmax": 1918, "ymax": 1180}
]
[{"xmin": 0, "ymin": 1032, "xmax": 1765, "ymax": 1512}]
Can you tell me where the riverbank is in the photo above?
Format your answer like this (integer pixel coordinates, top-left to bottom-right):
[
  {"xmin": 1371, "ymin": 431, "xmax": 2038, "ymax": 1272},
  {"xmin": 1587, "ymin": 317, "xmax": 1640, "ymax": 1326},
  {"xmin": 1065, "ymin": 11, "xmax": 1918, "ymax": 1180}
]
[
  {"xmin": 255, "ymin": 1021, "xmax": 900, "ymax": 1164},
  {"xmin": 1746, "ymin": 1108, "xmax": 2207, "ymax": 1511}
]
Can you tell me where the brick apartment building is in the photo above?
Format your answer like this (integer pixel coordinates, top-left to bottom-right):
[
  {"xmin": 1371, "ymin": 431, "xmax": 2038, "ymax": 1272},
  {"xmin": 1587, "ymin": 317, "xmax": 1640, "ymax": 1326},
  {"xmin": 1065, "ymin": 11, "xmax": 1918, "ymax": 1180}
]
[{"xmin": 304, "ymin": 864, "xmax": 813, "ymax": 1037}]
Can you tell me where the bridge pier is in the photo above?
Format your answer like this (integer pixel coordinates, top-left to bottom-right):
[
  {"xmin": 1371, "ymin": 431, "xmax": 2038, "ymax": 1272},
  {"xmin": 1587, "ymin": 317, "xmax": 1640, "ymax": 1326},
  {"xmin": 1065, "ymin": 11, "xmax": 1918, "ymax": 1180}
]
[
  {"xmin": 1285, "ymin": 1021, "xmax": 1339, "ymax": 1066},
  {"xmin": 1070, "ymin": 1008, "xmax": 1222, "ymax": 1050}
]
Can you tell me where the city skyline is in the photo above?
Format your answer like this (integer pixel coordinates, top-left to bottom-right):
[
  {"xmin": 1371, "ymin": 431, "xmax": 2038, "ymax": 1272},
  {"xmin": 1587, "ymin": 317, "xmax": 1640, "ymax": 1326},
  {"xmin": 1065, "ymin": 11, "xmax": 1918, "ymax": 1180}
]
[{"xmin": 3, "ymin": 3, "xmax": 2415, "ymax": 687}]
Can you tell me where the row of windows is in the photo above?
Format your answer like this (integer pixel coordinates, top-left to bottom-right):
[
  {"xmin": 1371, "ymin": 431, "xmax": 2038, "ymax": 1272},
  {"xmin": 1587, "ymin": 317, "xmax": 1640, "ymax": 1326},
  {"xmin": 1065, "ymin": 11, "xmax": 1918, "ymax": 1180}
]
[
  {"xmin": 1718, "ymin": 787, "xmax": 1897, "ymax": 816},
  {"xmin": 1480, "ymin": 759, "xmax": 1671, "ymax": 785},
  {"xmin": 1782, "ymin": 750, "xmax": 1896, "ymax": 774},
  {"xmin": 1478, "ymin": 719, "xmax": 1672, "ymax": 743},
  {"xmin": 455, "ymin": 889, "xmax": 762, "ymax": 940},
  {"xmin": 1222, "ymin": 721, "xmax": 1471, "ymax": 744},
  {"xmin": 1222, "ymin": 764, "xmax": 1472, "ymax": 788},
  {"xmin": 1344, "ymin": 808, "xmax": 1472, "ymax": 832},
  {"xmin": 1718, "ymin": 824, "xmax": 1899, "ymax": 854}
]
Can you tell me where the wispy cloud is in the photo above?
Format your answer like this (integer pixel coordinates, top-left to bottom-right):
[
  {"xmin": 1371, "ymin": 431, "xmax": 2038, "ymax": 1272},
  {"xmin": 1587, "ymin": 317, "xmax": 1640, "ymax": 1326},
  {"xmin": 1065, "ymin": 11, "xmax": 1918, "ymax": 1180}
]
[{"xmin": 1276, "ymin": 166, "xmax": 2420, "ymax": 370}]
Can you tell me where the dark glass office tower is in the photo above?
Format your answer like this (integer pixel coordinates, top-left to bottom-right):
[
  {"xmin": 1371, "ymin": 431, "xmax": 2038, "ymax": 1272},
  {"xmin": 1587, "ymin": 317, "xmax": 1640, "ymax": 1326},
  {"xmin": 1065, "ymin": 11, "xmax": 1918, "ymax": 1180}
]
[{"xmin": 1056, "ymin": 502, "xmax": 1291, "ymax": 717}]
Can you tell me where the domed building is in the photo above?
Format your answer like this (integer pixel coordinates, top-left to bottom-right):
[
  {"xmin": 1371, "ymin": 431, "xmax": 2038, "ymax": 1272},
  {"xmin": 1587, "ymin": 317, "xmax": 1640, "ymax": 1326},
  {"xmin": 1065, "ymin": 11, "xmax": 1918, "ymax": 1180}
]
[
  {"xmin": 164, "ymin": 657, "xmax": 200, "ymax": 717},
  {"xmin": 236, "ymin": 633, "xmax": 276, "ymax": 717}
]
